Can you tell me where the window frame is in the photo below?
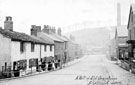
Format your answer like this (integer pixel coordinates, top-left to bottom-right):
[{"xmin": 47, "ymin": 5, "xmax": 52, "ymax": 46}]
[
  {"xmin": 31, "ymin": 43, "xmax": 35, "ymax": 52},
  {"xmin": 50, "ymin": 45, "xmax": 52, "ymax": 51},
  {"xmin": 44, "ymin": 45, "xmax": 47, "ymax": 52},
  {"xmin": 20, "ymin": 42, "xmax": 25, "ymax": 53}
]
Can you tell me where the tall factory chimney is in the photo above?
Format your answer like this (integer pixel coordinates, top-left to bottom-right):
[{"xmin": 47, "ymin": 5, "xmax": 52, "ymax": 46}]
[{"xmin": 117, "ymin": 3, "xmax": 121, "ymax": 26}]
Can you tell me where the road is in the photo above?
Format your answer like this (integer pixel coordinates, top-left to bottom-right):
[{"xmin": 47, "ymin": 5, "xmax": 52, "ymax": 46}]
[{"xmin": 1, "ymin": 54, "xmax": 135, "ymax": 85}]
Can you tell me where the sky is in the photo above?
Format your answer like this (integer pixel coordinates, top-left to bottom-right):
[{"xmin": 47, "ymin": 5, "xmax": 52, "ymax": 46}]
[{"xmin": 0, "ymin": 0, "xmax": 134, "ymax": 34}]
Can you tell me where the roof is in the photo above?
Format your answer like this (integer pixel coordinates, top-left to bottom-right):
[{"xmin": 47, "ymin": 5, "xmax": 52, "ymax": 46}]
[
  {"xmin": 64, "ymin": 36, "xmax": 78, "ymax": 44},
  {"xmin": 51, "ymin": 33, "xmax": 67, "ymax": 42},
  {"xmin": 63, "ymin": 36, "xmax": 69, "ymax": 41},
  {"xmin": 0, "ymin": 28, "xmax": 48, "ymax": 44},
  {"xmin": 131, "ymin": 4, "xmax": 135, "ymax": 14},
  {"xmin": 116, "ymin": 25, "xmax": 128, "ymax": 37},
  {"xmin": 37, "ymin": 32, "xmax": 54, "ymax": 44},
  {"xmin": 30, "ymin": 35, "xmax": 54, "ymax": 45},
  {"xmin": 38, "ymin": 32, "xmax": 64, "ymax": 42},
  {"xmin": 127, "ymin": 4, "xmax": 135, "ymax": 29},
  {"xmin": 49, "ymin": 34, "xmax": 64, "ymax": 42}
]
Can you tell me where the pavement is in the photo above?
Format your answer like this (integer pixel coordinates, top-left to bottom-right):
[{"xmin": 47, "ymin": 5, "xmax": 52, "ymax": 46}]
[{"xmin": 1, "ymin": 54, "xmax": 135, "ymax": 85}]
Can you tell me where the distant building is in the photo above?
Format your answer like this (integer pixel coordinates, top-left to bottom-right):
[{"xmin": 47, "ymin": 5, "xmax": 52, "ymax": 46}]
[
  {"xmin": 126, "ymin": 4, "xmax": 135, "ymax": 72},
  {"xmin": 115, "ymin": 25, "xmax": 128, "ymax": 60},
  {"xmin": 108, "ymin": 3, "xmax": 128, "ymax": 61}
]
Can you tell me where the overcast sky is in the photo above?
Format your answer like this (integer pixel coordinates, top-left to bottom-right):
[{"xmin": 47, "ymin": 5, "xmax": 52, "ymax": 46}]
[{"xmin": 0, "ymin": 0, "xmax": 134, "ymax": 34}]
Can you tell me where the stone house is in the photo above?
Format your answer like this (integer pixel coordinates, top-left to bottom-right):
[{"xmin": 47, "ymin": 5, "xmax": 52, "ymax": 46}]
[
  {"xmin": 0, "ymin": 16, "xmax": 54, "ymax": 78},
  {"xmin": 42, "ymin": 26, "xmax": 68, "ymax": 66},
  {"xmin": 30, "ymin": 25, "xmax": 65, "ymax": 68}
]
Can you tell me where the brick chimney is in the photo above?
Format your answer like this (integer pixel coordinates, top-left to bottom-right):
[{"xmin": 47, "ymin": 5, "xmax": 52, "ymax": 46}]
[
  {"xmin": 54, "ymin": 28, "xmax": 56, "ymax": 33},
  {"xmin": 42, "ymin": 25, "xmax": 50, "ymax": 34},
  {"xmin": 52, "ymin": 27, "xmax": 56, "ymax": 33},
  {"xmin": 4, "ymin": 16, "xmax": 13, "ymax": 31},
  {"xmin": 48, "ymin": 26, "xmax": 53, "ymax": 34},
  {"xmin": 36, "ymin": 26, "xmax": 41, "ymax": 32},
  {"xmin": 57, "ymin": 28, "xmax": 61, "ymax": 36},
  {"xmin": 30, "ymin": 25, "xmax": 41, "ymax": 36},
  {"xmin": 117, "ymin": 3, "xmax": 121, "ymax": 26}
]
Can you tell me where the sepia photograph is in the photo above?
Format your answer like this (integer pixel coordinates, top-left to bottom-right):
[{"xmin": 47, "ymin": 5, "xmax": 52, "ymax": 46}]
[{"xmin": 0, "ymin": 0, "xmax": 135, "ymax": 85}]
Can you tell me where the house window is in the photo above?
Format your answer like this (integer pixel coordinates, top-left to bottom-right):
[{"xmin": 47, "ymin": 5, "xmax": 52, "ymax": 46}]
[
  {"xmin": 129, "ymin": 29, "xmax": 131, "ymax": 40},
  {"xmin": 31, "ymin": 43, "xmax": 35, "ymax": 52},
  {"xmin": 44, "ymin": 45, "xmax": 47, "ymax": 51},
  {"xmin": 50, "ymin": 45, "xmax": 52, "ymax": 51},
  {"xmin": 20, "ymin": 42, "xmax": 25, "ymax": 53}
]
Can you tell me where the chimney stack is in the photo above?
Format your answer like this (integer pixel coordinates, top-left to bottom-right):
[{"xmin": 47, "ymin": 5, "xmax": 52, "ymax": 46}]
[
  {"xmin": 54, "ymin": 28, "xmax": 56, "ymax": 33},
  {"xmin": 4, "ymin": 16, "xmax": 13, "ymax": 31},
  {"xmin": 30, "ymin": 25, "xmax": 41, "ymax": 36},
  {"xmin": 42, "ymin": 25, "xmax": 56, "ymax": 34},
  {"xmin": 36, "ymin": 26, "xmax": 41, "ymax": 32},
  {"xmin": 48, "ymin": 26, "xmax": 52, "ymax": 34},
  {"xmin": 42, "ymin": 25, "xmax": 50, "ymax": 34},
  {"xmin": 57, "ymin": 28, "xmax": 62, "ymax": 36},
  {"xmin": 52, "ymin": 27, "xmax": 56, "ymax": 33},
  {"xmin": 117, "ymin": 3, "xmax": 121, "ymax": 26}
]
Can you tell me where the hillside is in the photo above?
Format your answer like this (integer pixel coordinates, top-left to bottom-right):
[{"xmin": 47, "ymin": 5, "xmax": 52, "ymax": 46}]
[{"xmin": 65, "ymin": 27, "xmax": 110, "ymax": 50}]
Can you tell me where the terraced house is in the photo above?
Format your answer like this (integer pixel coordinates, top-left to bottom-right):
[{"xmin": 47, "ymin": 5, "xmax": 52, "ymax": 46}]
[
  {"xmin": 39, "ymin": 25, "xmax": 68, "ymax": 68},
  {"xmin": 0, "ymin": 16, "xmax": 54, "ymax": 78}
]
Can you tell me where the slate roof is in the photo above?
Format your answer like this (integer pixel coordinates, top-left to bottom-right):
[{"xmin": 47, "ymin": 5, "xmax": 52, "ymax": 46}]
[
  {"xmin": 38, "ymin": 32, "xmax": 64, "ymax": 42},
  {"xmin": 117, "ymin": 25, "xmax": 128, "ymax": 37},
  {"xmin": 37, "ymin": 32, "xmax": 54, "ymax": 44},
  {"xmin": 57, "ymin": 35, "xmax": 67, "ymax": 41},
  {"xmin": 131, "ymin": 4, "xmax": 135, "ymax": 14},
  {"xmin": 30, "ymin": 35, "xmax": 54, "ymax": 45},
  {"xmin": 50, "ymin": 34, "xmax": 66, "ymax": 42},
  {"xmin": 0, "ymin": 28, "xmax": 51, "ymax": 44},
  {"xmin": 49, "ymin": 34, "xmax": 64, "ymax": 42},
  {"xmin": 127, "ymin": 4, "xmax": 135, "ymax": 28}
]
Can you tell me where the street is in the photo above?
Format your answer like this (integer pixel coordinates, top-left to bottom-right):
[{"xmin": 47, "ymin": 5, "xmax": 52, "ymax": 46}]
[{"xmin": 1, "ymin": 54, "xmax": 135, "ymax": 85}]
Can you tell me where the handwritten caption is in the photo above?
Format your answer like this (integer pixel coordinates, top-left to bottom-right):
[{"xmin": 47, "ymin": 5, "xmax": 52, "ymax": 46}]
[{"xmin": 75, "ymin": 75, "xmax": 122, "ymax": 85}]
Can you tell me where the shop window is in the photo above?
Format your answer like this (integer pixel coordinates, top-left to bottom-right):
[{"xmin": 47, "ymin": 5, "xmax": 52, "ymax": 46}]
[
  {"xmin": 124, "ymin": 52, "xmax": 129, "ymax": 61},
  {"xmin": 20, "ymin": 42, "xmax": 25, "ymax": 53},
  {"xmin": 119, "ymin": 50, "xmax": 124, "ymax": 60},
  {"xmin": 31, "ymin": 43, "xmax": 35, "ymax": 52}
]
